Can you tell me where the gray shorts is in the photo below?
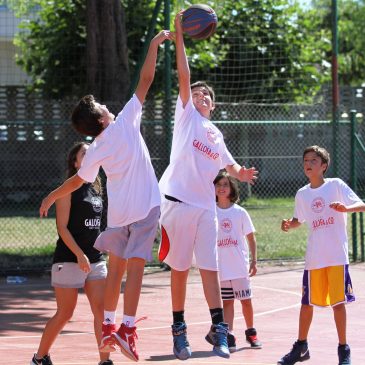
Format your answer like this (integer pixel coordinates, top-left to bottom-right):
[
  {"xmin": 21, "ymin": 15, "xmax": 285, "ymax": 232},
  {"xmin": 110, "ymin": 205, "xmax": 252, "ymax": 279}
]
[
  {"xmin": 94, "ymin": 206, "xmax": 160, "ymax": 261},
  {"xmin": 51, "ymin": 261, "xmax": 107, "ymax": 288}
]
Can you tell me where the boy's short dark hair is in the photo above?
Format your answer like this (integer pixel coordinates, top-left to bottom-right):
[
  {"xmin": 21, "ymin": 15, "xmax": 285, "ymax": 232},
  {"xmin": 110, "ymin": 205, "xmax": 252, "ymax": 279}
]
[
  {"xmin": 303, "ymin": 145, "xmax": 331, "ymax": 173},
  {"xmin": 71, "ymin": 95, "xmax": 104, "ymax": 137},
  {"xmin": 191, "ymin": 81, "xmax": 215, "ymax": 103},
  {"xmin": 213, "ymin": 170, "xmax": 239, "ymax": 203}
]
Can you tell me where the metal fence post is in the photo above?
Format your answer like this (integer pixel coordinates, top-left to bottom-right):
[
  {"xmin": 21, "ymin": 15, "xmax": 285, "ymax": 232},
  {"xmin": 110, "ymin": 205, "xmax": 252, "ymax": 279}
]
[
  {"xmin": 350, "ymin": 110, "xmax": 357, "ymax": 261},
  {"xmin": 164, "ymin": 0, "xmax": 172, "ymax": 154}
]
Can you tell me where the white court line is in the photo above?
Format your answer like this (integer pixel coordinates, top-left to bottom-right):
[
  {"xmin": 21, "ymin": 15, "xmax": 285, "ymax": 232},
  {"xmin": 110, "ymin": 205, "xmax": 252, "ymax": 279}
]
[
  {"xmin": 0, "ymin": 284, "xmax": 300, "ymax": 341},
  {"xmin": 36, "ymin": 357, "xmax": 273, "ymax": 365}
]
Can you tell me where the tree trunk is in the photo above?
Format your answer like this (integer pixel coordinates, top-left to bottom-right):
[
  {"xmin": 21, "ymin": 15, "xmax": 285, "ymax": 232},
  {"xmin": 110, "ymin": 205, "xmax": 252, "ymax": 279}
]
[{"xmin": 86, "ymin": 0, "xmax": 129, "ymax": 106}]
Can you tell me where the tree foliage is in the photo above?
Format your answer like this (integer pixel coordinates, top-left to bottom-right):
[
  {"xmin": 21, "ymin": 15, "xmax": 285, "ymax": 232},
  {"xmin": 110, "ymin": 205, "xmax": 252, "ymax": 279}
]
[
  {"xmin": 10, "ymin": 0, "xmax": 87, "ymax": 98},
  {"xmin": 306, "ymin": 0, "xmax": 365, "ymax": 86},
  {"xmin": 5, "ymin": 0, "xmax": 364, "ymax": 102}
]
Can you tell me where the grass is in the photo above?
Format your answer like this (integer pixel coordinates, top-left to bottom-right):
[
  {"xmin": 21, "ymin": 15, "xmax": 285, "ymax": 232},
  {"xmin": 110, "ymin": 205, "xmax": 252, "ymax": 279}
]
[
  {"xmin": 2, "ymin": 197, "xmax": 359, "ymax": 273},
  {"xmin": 244, "ymin": 197, "xmax": 307, "ymax": 260},
  {"xmin": 0, "ymin": 200, "xmax": 306, "ymax": 261}
]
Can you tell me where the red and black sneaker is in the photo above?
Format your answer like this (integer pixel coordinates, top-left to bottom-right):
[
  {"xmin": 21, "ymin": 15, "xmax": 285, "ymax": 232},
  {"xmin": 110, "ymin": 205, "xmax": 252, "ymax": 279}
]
[
  {"xmin": 99, "ymin": 323, "xmax": 117, "ymax": 353},
  {"xmin": 245, "ymin": 328, "xmax": 262, "ymax": 348}
]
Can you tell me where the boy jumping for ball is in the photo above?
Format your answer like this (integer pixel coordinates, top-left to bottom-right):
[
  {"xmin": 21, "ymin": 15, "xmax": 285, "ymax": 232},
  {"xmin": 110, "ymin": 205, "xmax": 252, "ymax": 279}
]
[
  {"xmin": 158, "ymin": 10, "xmax": 258, "ymax": 361},
  {"xmin": 278, "ymin": 145, "xmax": 365, "ymax": 365},
  {"xmin": 40, "ymin": 30, "xmax": 173, "ymax": 362}
]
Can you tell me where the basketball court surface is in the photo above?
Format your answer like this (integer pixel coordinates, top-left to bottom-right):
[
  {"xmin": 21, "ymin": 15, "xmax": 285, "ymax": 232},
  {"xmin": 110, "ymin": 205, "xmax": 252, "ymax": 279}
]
[{"xmin": 1, "ymin": 262, "xmax": 364, "ymax": 364}]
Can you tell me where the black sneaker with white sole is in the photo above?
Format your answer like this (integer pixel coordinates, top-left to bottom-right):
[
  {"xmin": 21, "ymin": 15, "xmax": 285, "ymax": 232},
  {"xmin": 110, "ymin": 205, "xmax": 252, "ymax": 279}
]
[
  {"xmin": 277, "ymin": 340, "xmax": 310, "ymax": 365},
  {"xmin": 30, "ymin": 354, "xmax": 53, "ymax": 365},
  {"xmin": 98, "ymin": 360, "xmax": 114, "ymax": 365},
  {"xmin": 338, "ymin": 344, "xmax": 351, "ymax": 365},
  {"xmin": 227, "ymin": 333, "xmax": 236, "ymax": 353}
]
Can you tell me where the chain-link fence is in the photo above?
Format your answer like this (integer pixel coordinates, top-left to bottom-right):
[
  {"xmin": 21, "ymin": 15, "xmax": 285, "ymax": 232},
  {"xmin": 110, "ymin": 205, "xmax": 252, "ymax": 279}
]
[
  {"xmin": 1, "ymin": 85, "xmax": 365, "ymax": 274},
  {"xmin": 1, "ymin": 1, "xmax": 365, "ymax": 274}
]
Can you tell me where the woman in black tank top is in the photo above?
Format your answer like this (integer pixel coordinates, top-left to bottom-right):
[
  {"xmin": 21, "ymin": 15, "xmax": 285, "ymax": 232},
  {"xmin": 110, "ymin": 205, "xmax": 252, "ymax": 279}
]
[{"xmin": 30, "ymin": 142, "xmax": 113, "ymax": 365}]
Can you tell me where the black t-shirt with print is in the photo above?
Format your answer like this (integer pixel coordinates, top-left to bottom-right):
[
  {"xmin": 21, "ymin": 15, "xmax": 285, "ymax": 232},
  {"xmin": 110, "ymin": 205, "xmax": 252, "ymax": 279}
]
[{"xmin": 53, "ymin": 183, "xmax": 104, "ymax": 264}]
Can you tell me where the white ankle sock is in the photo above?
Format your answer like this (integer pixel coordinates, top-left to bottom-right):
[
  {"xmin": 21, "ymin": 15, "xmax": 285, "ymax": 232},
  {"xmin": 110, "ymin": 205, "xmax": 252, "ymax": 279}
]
[
  {"xmin": 103, "ymin": 311, "xmax": 116, "ymax": 325},
  {"xmin": 122, "ymin": 315, "xmax": 135, "ymax": 327}
]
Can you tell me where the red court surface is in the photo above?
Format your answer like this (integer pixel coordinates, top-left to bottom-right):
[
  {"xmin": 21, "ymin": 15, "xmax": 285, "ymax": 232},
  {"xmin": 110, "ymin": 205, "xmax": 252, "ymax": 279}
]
[{"xmin": 1, "ymin": 262, "xmax": 364, "ymax": 365}]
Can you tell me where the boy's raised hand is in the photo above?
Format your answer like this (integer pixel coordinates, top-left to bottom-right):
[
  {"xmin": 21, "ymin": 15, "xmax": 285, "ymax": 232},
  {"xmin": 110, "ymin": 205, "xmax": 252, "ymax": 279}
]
[
  {"xmin": 152, "ymin": 29, "xmax": 174, "ymax": 45},
  {"xmin": 174, "ymin": 10, "xmax": 184, "ymax": 34},
  {"xmin": 237, "ymin": 166, "xmax": 258, "ymax": 185}
]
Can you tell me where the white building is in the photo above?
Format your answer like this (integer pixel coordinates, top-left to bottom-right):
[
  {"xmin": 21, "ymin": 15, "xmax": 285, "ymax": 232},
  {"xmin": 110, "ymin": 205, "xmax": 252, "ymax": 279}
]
[{"xmin": 0, "ymin": 4, "xmax": 30, "ymax": 85}]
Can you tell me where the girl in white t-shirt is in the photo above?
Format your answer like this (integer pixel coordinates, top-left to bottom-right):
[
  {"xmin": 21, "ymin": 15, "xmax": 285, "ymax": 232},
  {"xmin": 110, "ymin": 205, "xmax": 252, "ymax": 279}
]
[{"xmin": 213, "ymin": 171, "xmax": 262, "ymax": 352}]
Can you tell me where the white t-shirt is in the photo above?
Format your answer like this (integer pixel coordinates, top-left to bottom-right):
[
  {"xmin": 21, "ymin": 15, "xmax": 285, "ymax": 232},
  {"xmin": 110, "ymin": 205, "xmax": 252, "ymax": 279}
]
[
  {"xmin": 159, "ymin": 96, "xmax": 236, "ymax": 212},
  {"xmin": 216, "ymin": 204, "xmax": 255, "ymax": 281},
  {"xmin": 294, "ymin": 178, "xmax": 362, "ymax": 270},
  {"xmin": 78, "ymin": 94, "xmax": 160, "ymax": 228}
]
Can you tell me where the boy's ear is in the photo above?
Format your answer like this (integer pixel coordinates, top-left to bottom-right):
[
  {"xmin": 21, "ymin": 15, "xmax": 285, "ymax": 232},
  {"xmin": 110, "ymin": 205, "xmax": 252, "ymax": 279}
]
[{"xmin": 98, "ymin": 117, "xmax": 107, "ymax": 129}]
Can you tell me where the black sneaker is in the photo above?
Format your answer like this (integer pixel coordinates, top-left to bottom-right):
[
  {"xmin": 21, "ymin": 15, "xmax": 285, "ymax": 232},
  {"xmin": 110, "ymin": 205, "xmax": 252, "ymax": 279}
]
[
  {"xmin": 30, "ymin": 354, "xmax": 53, "ymax": 365},
  {"xmin": 227, "ymin": 333, "xmax": 236, "ymax": 353},
  {"xmin": 245, "ymin": 328, "xmax": 262, "ymax": 348},
  {"xmin": 338, "ymin": 344, "xmax": 351, "ymax": 365},
  {"xmin": 98, "ymin": 360, "xmax": 114, "ymax": 365},
  {"xmin": 277, "ymin": 340, "xmax": 310, "ymax": 365}
]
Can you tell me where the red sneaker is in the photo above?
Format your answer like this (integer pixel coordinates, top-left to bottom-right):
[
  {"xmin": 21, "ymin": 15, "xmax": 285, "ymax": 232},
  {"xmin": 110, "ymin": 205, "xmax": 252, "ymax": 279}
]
[
  {"xmin": 112, "ymin": 317, "xmax": 146, "ymax": 362},
  {"xmin": 112, "ymin": 324, "xmax": 139, "ymax": 361},
  {"xmin": 99, "ymin": 323, "xmax": 117, "ymax": 353}
]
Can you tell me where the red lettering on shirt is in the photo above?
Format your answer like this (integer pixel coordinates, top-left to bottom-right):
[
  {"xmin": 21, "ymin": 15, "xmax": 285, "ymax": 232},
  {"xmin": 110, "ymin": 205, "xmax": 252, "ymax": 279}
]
[{"xmin": 193, "ymin": 139, "xmax": 219, "ymax": 160}]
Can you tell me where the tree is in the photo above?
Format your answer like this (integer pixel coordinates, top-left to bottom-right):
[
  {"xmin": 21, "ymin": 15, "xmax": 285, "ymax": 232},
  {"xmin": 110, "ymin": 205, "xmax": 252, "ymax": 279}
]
[
  {"xmin": 177, "ymin": 0, "xmax": 331, "ymax": 103},
  {"xmin": 86, "ymin": 0, "xmax": 129, "ymax": 103},
  {"xmin": 308, "ymin": 0, "xmax": 365, "ymax": 86},
  {"xmin": 9, "ymin": 0, "xmax": 130, "ymax": 104}
]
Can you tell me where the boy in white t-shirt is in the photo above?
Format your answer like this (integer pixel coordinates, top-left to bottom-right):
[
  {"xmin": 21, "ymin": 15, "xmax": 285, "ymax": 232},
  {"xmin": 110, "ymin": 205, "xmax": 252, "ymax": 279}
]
[
  {"xmin": 39, "ymin": 30, "xmax": 174, "ymax": 362},
  {"xmin": 158, "ymin": 11, "xmax": 258, "ymax": 361},
  {"xmin": 211, "ymin": 170, "xmax": 262, "ymax": 353},
  {"xmin": 278, "ymin": 145, "xmax": 365, "ymax": 365}
]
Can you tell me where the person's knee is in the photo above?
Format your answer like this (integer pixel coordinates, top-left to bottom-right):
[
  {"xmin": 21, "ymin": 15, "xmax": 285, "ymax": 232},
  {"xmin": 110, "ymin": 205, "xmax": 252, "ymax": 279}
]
[
  {"xmin": 56, "ymin": 307, "xmax": 75, "ymax": 322},
  {"xmin": 241, "ymin": 298, "xmax": 252, "ymax": 308},
  {"xmin": 333, "ymin": 303, "xmax": 346, "ymax": 313}
]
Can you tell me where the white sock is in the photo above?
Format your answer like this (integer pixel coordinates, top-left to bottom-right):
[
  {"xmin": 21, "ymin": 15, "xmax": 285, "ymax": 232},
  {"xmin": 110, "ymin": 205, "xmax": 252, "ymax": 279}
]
[
  {"xmin": 122, "ymin": 315, "xmax": 135, "ymax": 327},
  {"xmin": 103, "ymin": 311, "xmax": 116, "ymax": 325}
]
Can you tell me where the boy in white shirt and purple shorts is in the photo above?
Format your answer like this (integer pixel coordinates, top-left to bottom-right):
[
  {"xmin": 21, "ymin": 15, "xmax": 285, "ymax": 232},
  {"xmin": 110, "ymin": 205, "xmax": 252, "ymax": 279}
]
[
  {"xmin": 278, "ymin": 145, "xmax": 365, "ymax": 365},
  {"xmin": 39, "ymin": 30, "xmax": 174, "ymax": 362},
  {"xmin": 158, "ymin": 11, "xmax": 258, "ymax": 361}
]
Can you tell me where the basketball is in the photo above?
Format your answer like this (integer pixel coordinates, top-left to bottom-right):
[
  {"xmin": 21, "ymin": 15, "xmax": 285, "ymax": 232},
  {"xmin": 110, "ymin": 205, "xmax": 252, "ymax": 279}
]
[{"xmin": 182, "ymin": 4, "xmax": 218, "ymax": 40}]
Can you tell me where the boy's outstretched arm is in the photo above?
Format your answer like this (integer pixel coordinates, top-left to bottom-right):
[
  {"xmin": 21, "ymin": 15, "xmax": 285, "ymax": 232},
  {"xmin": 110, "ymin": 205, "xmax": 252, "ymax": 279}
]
[
  {"xmin": 226, "ymin": 163, "xmax": 258, "ymax": 185},
  {"xmin": 281, "ymin": 217, "xmax": 301, "ymax": 232},
  {"xmin": 330, "ymin": 201, "xmax": 365, "ymax": 213},
  {"xmin": 39, "ymin": 174, "xmax": 84, "ymax": 217},
  {"xmin": 174, "ymin": 10, "xmax": 190, "ymax": 107},
  {"xmin": 135, "ymin": 30, "xmax": 174, "ymax": 104}
]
